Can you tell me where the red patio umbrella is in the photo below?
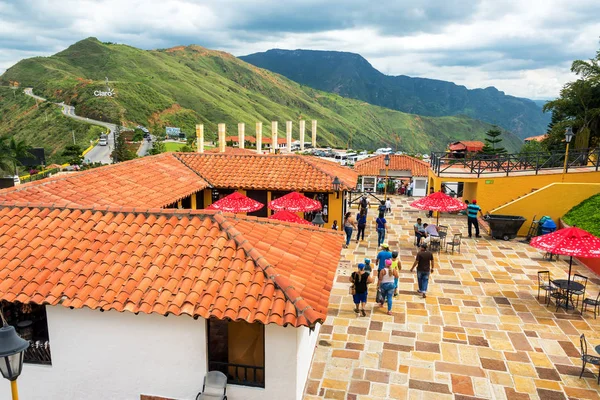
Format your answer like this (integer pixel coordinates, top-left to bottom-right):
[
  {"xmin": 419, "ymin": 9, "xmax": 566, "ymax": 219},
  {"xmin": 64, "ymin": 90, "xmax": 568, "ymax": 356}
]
[
  {"xmin": 530, "ymin": 226, "xmax": 600, "ymax": 309},
  {"xmin": 410, "ymin": 191, "xmax": 467, "ymax": 224},
  {"xmin": 268, "ymin": 192, "xmax": 322, "ymax": 212},
  {"xmin": 206, "ymin": 192, "xmax": 264, "ymax": 213},
  {"xmin": 268, "ymin": 210, "xmax": 313, "ymax": 225}
]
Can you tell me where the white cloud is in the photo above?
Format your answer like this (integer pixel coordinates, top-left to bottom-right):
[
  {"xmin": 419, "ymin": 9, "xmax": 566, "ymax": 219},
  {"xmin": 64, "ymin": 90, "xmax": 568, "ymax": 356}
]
[{"xmin": 0, "ymin": 0, "xmax": 598, "ymax": 99}]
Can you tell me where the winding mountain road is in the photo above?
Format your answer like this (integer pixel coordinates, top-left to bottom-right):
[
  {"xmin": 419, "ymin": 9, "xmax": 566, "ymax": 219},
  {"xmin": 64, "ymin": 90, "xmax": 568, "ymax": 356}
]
[{"xmin": 23, "ymin": 88, "xmax": 118, "ymax": 164}]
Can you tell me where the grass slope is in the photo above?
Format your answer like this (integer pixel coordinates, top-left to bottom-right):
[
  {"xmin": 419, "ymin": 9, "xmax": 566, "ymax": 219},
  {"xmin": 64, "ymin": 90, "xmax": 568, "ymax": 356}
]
[
  {"xmin": 0, "ymin": 87, "xmax": 105, "ymax": 163},
  {"xmin": 0, "ymin": 38, "xmax": 523, "ymax": 153},
  {"xmin": 563, "ymin": 194, "xmax": 600, "ymax": 237}
]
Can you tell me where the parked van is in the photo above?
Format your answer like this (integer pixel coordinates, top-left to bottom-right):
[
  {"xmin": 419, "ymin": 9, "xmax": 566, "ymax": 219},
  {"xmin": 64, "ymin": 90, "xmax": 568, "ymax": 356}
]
[{"xmin": 99, "ymin": 134, "xmax": 108, "ymax": 146}]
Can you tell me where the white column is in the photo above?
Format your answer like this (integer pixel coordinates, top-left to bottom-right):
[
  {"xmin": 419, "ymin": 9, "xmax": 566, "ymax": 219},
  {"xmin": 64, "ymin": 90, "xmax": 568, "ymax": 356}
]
[
  {"xmin": 271, "ymin": 121, "xmax": 278, "ymax": 153},
  {"xmin": 218, "ymin": 123, "xmax": 226, "ymax": 153},
  {"xmin": 256, "ymin": 122, "xmax": 262, "ymax": 154},
  {"xmin": 238, "ymin": 123, "xmax": 245, "ymax": 149},
  {"xmin": 312, "ymin": 120, "xmax": 317, "ymax": 148},
  {"xmin": 196, "ymin": 124, "xmax": 204, "ymax": 153},
  {"xmin": 286, "ymin": 120, "xmax": 292, "ymax": 153},
  {"xmin": 299, "ymin": 120, "xmax": 305, "ymax": 151}
]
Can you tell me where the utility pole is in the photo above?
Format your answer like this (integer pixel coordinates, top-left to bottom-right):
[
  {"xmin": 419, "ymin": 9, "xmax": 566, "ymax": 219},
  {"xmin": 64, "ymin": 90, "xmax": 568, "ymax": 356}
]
[
  {"xmin": 113, "ymin": 127, "xmax": 118, "ymax": 163},
  {"xmin": 72, "ymin": 130, "xmax": 75, "ymax": 145}
]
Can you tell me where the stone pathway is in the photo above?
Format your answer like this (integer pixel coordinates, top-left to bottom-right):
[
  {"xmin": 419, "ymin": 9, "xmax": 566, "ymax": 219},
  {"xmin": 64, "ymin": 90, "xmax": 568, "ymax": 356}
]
[{"xmin": 304, "ymin": 195, "xmax": 600, "ymax": 400}]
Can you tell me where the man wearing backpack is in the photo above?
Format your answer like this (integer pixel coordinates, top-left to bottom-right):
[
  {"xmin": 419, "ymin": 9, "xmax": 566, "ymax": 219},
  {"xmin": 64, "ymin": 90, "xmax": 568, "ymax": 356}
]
[{"xmin": 360, "ymin": 196, "xmax": 368, "ymax": 214}]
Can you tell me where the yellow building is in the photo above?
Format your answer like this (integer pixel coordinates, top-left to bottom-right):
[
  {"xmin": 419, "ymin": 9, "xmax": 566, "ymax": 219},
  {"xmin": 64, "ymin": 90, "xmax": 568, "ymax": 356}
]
[{"xmin": 428, "ymin": 149, "xmax": 600, "ymax": 228}]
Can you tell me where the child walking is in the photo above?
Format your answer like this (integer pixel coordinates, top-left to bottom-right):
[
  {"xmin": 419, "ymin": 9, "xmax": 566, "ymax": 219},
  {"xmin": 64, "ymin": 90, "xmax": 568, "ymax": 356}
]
[{"xmin": 390, "ymin": 251, "xmax": 401, "ymax": 296}]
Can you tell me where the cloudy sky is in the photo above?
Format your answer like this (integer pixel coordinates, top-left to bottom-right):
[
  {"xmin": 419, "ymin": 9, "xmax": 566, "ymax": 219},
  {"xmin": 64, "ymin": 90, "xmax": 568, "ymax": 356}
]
[{"xmin": 1, "ymin": 0, "xmax": 599, "ymax": 99}]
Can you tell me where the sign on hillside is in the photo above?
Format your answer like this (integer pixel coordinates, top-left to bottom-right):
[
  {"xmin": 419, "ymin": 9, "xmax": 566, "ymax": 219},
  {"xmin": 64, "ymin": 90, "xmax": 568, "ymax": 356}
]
[{"xmin": 166, "ymin": 127, "xmax": 181, "ymax": 137}]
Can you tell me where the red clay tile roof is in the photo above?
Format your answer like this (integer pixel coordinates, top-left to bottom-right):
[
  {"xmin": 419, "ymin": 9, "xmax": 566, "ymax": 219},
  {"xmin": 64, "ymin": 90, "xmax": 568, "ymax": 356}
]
[
  {"xmin": 448, "ymin": 141, "xmax": 484, "ymax": 152},
  {"xmin": 353, "ymin": 155, "xmax": 429, "ymax": 177},
  {"xmin": 176, "ymin": 153, "xmax": 358, "ymax": 191},
  {"xmin": 0, "ymin": 153, "xmax": 209, "ymax": 208},
  {"xmin": 524, "ymin": 134, "xmax": 547, "ymax": 142},
  {"xmin": 0, "ymin": 203, "xmax": 343, "ymax": 328},
  {"xmin": 204, "ymin": 147, "xmax": 258, "ymax": 155},
  {"xmin": 225, "ymin": 136, "xmax": 257, "ymax": 144},
  {"xmin": 225, "ymin": 136, "xmax": 287, "ymax": 145}
]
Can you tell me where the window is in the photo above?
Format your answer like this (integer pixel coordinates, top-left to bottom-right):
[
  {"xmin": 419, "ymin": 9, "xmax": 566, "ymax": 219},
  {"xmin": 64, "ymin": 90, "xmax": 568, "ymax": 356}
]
[
  {"xmin": 1, "ymin": 301, "xmax": 52, "ymax": 365},
  {"xmin": 207, "ymin": 318, "xmax": 265, "ymax": 388}
]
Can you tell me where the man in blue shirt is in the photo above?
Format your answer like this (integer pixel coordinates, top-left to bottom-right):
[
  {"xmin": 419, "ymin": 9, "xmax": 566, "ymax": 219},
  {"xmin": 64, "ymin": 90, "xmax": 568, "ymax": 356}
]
[
  {"xmin": 376, "ymin": 243, "xmax": 392, "ymax": 273},
  {"xmin": 467, "ymin": 199, "xmax": 483, "ymax": 238}
]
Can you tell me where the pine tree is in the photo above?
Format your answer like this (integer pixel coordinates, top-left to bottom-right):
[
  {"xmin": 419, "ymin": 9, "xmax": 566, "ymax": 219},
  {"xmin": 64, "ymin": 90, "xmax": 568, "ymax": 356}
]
[
  {"xmin": 481, "ymin": 127, "xmax": 507, "ymax": 155},
  {"xmin": 111, "ymin": 126, "xmax": 137, "ymax": 163}
]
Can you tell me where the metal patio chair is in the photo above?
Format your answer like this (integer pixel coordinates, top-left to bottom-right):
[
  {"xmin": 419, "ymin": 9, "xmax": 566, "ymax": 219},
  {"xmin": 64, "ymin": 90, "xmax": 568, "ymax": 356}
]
[
  {"xmin": 580, "ymin": 334, "xmax": 600, "ymax": 383},
  {"xmin": 196, "ymin": 371, "xmax": 228, "ymax": 400},
  {"xmin": 537, "ymin": 271, "xmax": 555, "ymax": 305},
  {"xmin": 582, "ymin": 292, "xmax": 600, "ymax": 319},
  {"xmin": 571, "ymin": 274, "xmax": 588, "ymax": 309},
  {"xmin": 446, "ymin": 233, "xmax": 462, "ymax": 254}
]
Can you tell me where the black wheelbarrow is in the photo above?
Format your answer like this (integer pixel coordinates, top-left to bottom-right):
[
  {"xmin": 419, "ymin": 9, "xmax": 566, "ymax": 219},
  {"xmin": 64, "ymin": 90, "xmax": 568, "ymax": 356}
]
[{"xmin": 484, "ymin": 215, "xmax": 527, "ymax": 241}]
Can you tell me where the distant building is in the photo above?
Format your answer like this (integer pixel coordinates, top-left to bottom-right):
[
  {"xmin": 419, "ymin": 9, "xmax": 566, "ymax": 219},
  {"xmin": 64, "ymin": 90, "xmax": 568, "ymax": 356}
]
[
  {"xmin": 448, "ymin": 141, "xmax": 485, "ymax": 157},
  {"xmin": 353, "ymin": 154, "xmax": 429, "ymax": 196}
]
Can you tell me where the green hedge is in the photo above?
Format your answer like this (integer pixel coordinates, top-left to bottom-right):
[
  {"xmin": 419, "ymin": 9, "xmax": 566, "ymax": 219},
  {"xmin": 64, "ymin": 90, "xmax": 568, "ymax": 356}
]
[{"xmin": 563, "ymin": 194, "xmax": 600, "ymax": 237}]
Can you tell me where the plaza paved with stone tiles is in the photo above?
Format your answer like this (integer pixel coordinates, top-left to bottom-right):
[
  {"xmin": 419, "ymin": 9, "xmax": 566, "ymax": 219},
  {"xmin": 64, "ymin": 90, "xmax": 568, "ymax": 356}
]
[{"xmin": 304, "ymin": 195, "xmax": 600, "ymax": 400}]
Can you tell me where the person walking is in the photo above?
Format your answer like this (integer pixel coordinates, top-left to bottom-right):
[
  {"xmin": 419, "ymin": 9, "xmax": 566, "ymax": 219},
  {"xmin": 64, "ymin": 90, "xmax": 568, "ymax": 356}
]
[
  {"xmin": 359, "ymin": 196, "xmax": 369, "ymax": 215},
  {"xmin": 350, "ymin": 263, "xmax": 373, "ymax": 317},
  {"xmin": 378, "ymin": 259, "xmax": 399, "ymax": 315},
  {"xmin": 378, "ymin": 200, "xmax": 386, "ymax": 215},
  {"xmin": 467, "ymin": 199, "xmax": 483, "ymax": 238},
  {"xmin": 343, "ymin": 212, "xmax": 357, "ymax": 248},
  {"xmin": 410, "ymin": 243, "xmax": 435, "ymax": 298},
  {"xmin": 376, "ymin": 213, "xmax": 388, "ymax": 247},
  {"xmin": 356, "ymin": 209, "xmax": 367, "ymax": 242},
  {"xmin": 376, "ymin": 243, "xmax": 392, "ymax": 277},
  {"xmin": 385, "ymin": 198, "xmax": 392, "ymax": 214},
  {"xmin": 390, "ymin": 251, "xmax": 401, "ymax": 296}
]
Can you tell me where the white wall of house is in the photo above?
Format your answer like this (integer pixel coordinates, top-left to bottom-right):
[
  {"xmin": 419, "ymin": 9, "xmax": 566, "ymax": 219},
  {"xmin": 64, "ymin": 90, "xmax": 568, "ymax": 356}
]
[
  {"xmin": 295, "ymin": 324, "xmax": 321, "ymax": 400},
  {"xmin": 413, "ymin": 177, "xmax": 428, "ymax": 197},
  {"xmin": 14, "ymin": 306, "xmax": 314, "ymax": 400}
]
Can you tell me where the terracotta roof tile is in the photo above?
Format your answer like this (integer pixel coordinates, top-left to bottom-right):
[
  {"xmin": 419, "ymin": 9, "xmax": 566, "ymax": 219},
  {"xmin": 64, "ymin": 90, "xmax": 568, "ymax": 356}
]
[
  {"xmin": 204, "ymin": 147, "xmax": 258, "ymax": 155},
  {"xmin": 0, "ymin": 154, "xmax": 209, "ymax": 208},
  {"xmin": 0, "ymin": 204, "xmax": 343, "ymax": 328},
  {"xmin": 448, "ymin": 141, "xmax": 485, "ymax": 152},
  {"xmin": 176, "ymin": 153, "xmax": 358, "ymax": 191},
  {"xmin": 353, "ymin": 155, "xmax": 429, "ymax": 177}
]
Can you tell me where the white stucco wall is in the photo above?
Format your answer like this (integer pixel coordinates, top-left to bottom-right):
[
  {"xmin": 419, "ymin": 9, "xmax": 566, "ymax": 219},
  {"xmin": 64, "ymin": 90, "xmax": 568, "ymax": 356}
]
[
  {"xmin": 413, "ymin": 177, "xmax": 428, "ymax": 197},
  {"xmin": 10, "ymin": 306, "xmax": 310, "ymax": 400},
  {"xmin": 295, "ymin": 325, "xmax": 321, "ymax": 400}
]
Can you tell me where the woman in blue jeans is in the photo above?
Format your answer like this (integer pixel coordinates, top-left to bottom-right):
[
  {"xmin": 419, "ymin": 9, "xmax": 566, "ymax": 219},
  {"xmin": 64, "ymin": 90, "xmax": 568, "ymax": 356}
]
[
  {"xmin": 343, "ymin": 212, "xmax": 356, "ymax": 248},
  {"xmin": 378, "ymin": 259, "xmax": 399, "ymax": 315},
  {"xmin": 376, "ymin": 213, "xmax": 387, "ymax": 247}
]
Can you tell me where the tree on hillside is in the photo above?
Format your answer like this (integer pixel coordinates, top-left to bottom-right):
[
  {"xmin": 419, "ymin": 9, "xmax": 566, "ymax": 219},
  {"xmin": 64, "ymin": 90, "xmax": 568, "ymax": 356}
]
[
  {"xmin": 0, "ymin": 136, "xmax": 33, "ymax": 176},
  {"xmin": 481, "ymin": 127, "xmax": 507, "ymax": 155},
  {"xmin": 111, "ymin": 126, "xmax": 137, "ymax": 163},
  {"xmin": 519, "ymin": 140, "xmax": 549, "ymax": 156},
  {"xmin": 61, "ymin": 145, "xmax": 84, "ymax": 165},
  {"xmin": 148, "ymin": 135, "xmax": 166, "ymax": 155},
  {"xmin": 544, "ymin": 45, "xmax": 600, "ymax": 148}
]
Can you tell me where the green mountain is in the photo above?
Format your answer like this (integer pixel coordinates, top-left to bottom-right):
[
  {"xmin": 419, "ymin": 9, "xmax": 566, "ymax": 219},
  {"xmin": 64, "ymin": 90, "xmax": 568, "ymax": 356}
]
[
  {"xmin": 240, "ymin": 49, "xmax": 551, "ymax": 139},
  {"xmin": 0, "ymin": 87, "xmax": 105, "ymax": 163},
  {"xmin": 0, "ymin": 38, "xmax": 523, "ymax": 154}
]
